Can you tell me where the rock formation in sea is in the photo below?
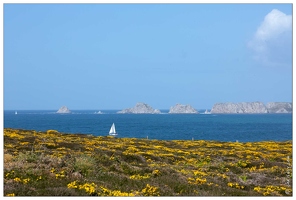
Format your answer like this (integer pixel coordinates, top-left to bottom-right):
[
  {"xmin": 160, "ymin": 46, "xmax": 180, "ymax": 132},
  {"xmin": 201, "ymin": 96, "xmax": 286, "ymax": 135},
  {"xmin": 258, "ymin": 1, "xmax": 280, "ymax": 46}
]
[
  {"xmin": 210, "ymin": 102, "xmax": 293, "ymax": 114},
  {"xmin": 169, "ymin": 104, "xmax": 199, "ymax": 114},
  {"xmin": 56, "ymin": 106, "xmax": 71, "ymax": 114},
  {"xmin": 117, "ymin": 102, "xmax": 161, "ymax": 114},
  {"xmin": 266, "ymin": 102, "xmax": 292, "ymax": 113},
  {"xmin": 210, "ymin": 102, "xmax": 268, "ymax": 114}
]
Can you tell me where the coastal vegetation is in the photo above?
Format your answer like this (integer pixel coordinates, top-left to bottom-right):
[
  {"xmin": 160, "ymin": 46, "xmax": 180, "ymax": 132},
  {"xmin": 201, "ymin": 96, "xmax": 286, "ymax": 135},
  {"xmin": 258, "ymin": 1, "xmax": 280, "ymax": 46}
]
[{"xmin": 4, "ymin": 128, "xmax": 292, "ymax": 196}]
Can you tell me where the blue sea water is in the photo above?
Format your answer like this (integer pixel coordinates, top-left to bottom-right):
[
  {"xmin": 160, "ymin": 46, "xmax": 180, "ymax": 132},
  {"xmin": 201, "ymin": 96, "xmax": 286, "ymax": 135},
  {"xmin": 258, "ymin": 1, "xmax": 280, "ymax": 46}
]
[{"xmin": 3, "ymin": 110, "xmax": 292, "ymax": 142}]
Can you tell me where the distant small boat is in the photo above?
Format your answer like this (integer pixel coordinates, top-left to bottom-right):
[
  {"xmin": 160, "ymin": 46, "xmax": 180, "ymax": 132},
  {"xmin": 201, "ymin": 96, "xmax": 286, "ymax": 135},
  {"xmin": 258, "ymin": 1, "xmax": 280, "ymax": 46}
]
[
  {"xmin": 109, "ymin": 123, "xmax": 117, "ymax": 136},
  {"xmin": 15, "ymin": 111, "xmax": 17, "ymax": 115},
  {"xmin": 95, "ymin": 111, "xmax": 103, "ymax": 114},
  {"xmin": 204, "ymin": 109, "xmax": 211, "ymax": 114}
]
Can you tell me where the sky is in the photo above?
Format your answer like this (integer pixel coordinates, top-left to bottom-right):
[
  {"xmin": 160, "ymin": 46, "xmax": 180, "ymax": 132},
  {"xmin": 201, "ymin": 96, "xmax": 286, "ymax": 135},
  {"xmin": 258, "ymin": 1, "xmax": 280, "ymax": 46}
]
[{"xmin": 3, "ymin": 3, "xmax": 293, "ymax": 110}]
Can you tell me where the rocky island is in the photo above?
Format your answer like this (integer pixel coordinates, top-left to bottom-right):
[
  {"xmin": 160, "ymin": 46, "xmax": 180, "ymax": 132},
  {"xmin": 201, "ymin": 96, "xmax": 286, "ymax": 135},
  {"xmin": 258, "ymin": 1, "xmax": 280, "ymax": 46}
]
[
  {"xmin": 211, "ymin": 102, "xmax": 292, "ymax": 114},
  {"xmin": 117, "ymin": 102, "xmax": 161, "ymax": 114},
  {"xmin": 56, "ymin": 106, "xmax": 71, "ymax": 114},
  {"xmin": 169, "ymin": 104, "xmax": 199, "ymax": 114},
  {"xmin": 266, "ymin": 102, "xmax": 292, "ymax": 113},
  {"xmin": 211, "ymin": 102, "xmax": 268, "ymax": 114}
]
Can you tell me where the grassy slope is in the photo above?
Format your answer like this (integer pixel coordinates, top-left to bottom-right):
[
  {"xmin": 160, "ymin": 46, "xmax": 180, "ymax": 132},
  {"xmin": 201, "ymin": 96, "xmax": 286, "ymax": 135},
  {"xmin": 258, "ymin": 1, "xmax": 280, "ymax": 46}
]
[{"xmin": 3, "ymin": 128, "xmax": 292, "ymax": 196}]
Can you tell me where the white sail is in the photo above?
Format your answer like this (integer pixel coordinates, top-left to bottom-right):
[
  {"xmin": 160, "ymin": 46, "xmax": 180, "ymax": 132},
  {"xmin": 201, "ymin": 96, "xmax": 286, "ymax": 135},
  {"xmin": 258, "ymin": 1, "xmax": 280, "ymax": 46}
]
[{"xmin": 109, "ymin": 123, "xmax": 117, "ymax": 135}]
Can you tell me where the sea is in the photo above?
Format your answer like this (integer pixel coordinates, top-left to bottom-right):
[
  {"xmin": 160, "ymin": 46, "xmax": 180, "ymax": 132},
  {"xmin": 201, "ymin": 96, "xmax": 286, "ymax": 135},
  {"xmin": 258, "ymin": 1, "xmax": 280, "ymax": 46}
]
[{"xmin": 3, "ymin": 110, "xmax": 292, "ymax": 142}]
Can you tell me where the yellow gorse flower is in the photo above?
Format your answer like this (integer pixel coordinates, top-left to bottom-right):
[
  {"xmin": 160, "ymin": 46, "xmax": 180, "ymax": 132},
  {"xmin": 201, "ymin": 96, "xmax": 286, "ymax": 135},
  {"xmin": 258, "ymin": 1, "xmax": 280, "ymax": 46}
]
[
  {"xmin": 129, "ymin": 174, "xmax": 150, "ymax": 180},
  {"xmin": 79, "ymin": 183, "xmax": 97, "ymax": 194},
  {"xmin": 98, "ymin": 186, "xmax": 137, "ymax": 196},
  {"xmin": 13, "ymin": 177, "xmax": 21, "ymax": 182},
  {"xmin": 67, "ymin": 181, "xmax": 78, "ymax": 189},
  {"xmin": 141, "ymin": 184, "xmax": 160, "ymax": 196},
  {"xmin": 55, "ymin": 170, "xmax": 65, "ymax": 179},
  {"xmin": 193, "ymin": 170, "xmax": 207, "ymax": 176},
  {"xmin": 188, "ymin": 177, "xmax": 207, "ymax": 185},
  {"xmin": 253, "ymin": 185, "xmax": 290, "ymax": 196},
  {"xmin": 68, "ymin": 181, "xmax": 98, "ymax": 195},
  {"xmin": 228, "ymin": 182, "xmax": 244, "ymax": 189},
  {"xmin": 22, "ymin": 178, "xmax": 30, "ymax": 184},
  {"xmin": 152, "ymin": 169, "xmax": 161, "ymax": 176}
]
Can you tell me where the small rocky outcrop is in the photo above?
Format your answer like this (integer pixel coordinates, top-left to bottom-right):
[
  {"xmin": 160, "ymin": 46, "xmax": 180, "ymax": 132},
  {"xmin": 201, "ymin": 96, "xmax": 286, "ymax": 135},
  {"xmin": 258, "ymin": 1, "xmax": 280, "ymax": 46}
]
[
  {"xmin": 266, "ymin": 102, "xmax": 292, "ymax": 113},
  {"xmin": 117, "ymin": 103, "xmax": 161, "ymax": 114},
  {"xmin": 211, "ymin": 102, "xmax": 268, "ymax": 114},
  {"xmin": 169, "ymin": 104, "xmax": 199, "ymax": 114},
  {"xmin": 56, "ymin": 106, "xmax": 71, "ymax": 114}
]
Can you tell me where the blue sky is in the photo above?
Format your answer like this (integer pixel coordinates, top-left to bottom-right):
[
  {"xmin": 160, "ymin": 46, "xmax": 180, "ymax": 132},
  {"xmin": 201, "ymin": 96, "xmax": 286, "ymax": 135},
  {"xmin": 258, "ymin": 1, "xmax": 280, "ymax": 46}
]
[{"xmin": 3, "ymin": 3, "xmax": 292, "ymax": 110}]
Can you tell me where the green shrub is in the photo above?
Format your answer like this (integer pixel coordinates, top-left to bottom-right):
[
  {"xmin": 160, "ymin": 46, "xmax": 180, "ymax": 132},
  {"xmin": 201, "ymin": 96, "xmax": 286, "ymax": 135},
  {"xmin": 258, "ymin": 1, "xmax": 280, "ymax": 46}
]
[
  {"xmin": 73, "ymin": 155, "xmax": 96, "ymax": 177},
  {"xmin": 16, "ymin": 152, "xmax": 39, "ymax": 163}
]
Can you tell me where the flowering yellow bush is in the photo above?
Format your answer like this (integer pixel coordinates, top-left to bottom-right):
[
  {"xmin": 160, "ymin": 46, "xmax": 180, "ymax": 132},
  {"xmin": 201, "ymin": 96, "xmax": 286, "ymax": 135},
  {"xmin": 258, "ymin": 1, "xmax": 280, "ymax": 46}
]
[
  {"xmin": 79, "ymin": 183, "xmax": 97, "ymax": 195},
  {"xmin": 237, "ymin": 160, "xmax": 248, "ymax": 168},
  {"xmin": 67, "ymin": 181, "xmax": 138, "ymax": 196},
  {"xmin": 67, "ymin": 181, "xmax": 97, "ymax": 195},
  {"xmin": 13, "ymin": 177, "xmax": 21, "ymax": 183},
  {"xmin": 141, "ymin": 184, "xmax": 160, "ymax": 196},
  {"xmin": 22, "ymin": 178, "xmax": 30, "ymax": 184},
  {"xmin": 152, "ymin": 169, "xmax": 161, "ymax": 176},
  {"xmin": 193, "ymin": 170, "xmax": 207, "ymax": 177},
  {"xmin": 129, "ymin": 174, "xmax": 150, "ymax": 180},
  {"xmin": 217, "ymin": 173, "xmax": 229, "ymax": 179},
  {"xmin": 13, "ymin": 177, "xmax": 30, "ymax": 184},
  {"xmin": 98, "ymin": 186, "xmax": 137, "ymax": 196},
  {"xmin": 4, "ymin": 131, "xmax": 25, "ymax": 139},
  {"xmin": 254, "ymin": 185, "xmax": 290, "ymax": 196},
  {"xmin": 188, "ymin": 177, "xmax": 207, "ymax": 185},
  {"xmin": 67, "ymin": 181, "xmax": 78, "ymax": 189},
  {"xmin": 46, "ymin": 130, "xmax": 59, "ymax": 134},
  {"xmin": 53, "ymin": 169, "xmax": 65, "ymax": 179},
  {"xmin": 228, "ymin": 182, "xmax": 244, "ymax": 189},
  {"xmin": 249, "ymin": 166, "xmax": 256, "ymax": 172}
]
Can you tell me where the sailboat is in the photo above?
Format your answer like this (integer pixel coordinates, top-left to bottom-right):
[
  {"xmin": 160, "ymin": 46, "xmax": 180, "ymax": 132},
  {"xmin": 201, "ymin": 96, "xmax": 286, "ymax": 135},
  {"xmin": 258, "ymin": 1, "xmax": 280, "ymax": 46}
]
[
  {"xmin": 15, "ymin": 111, "xmax": 18, "ymax": 115},
  {"xmin": 109, "ymin": 123, "xmax": 117, "ymax": 136}
]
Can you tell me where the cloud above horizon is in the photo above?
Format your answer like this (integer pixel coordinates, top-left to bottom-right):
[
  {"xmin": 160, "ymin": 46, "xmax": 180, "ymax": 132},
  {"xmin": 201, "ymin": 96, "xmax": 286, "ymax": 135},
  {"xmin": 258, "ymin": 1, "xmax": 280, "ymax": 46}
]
[{"xmin": 248, "ymin": 9, "xmax": 292, "ymax": 67}]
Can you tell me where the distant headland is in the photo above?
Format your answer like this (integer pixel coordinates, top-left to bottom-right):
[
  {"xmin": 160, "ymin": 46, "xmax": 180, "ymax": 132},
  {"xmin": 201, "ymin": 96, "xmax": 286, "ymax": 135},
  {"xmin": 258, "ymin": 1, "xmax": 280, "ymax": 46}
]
[{"xmin": 211, "ymin": 102, "xmax": 292, "ymax": 114}]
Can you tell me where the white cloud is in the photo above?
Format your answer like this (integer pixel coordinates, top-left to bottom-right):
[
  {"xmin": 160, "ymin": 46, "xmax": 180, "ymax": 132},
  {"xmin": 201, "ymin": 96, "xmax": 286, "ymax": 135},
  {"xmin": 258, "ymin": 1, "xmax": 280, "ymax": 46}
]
[{"xmin": 248, "ymin": 9, "xmax": 292, "ymax": 67}]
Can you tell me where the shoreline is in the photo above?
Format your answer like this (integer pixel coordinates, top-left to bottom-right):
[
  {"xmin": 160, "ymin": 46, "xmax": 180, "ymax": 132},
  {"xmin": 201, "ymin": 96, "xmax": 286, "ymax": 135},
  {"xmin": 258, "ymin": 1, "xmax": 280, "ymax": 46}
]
[{"xmin": 3, "ymin": 128, "xmax": 292, "ymax": 143}]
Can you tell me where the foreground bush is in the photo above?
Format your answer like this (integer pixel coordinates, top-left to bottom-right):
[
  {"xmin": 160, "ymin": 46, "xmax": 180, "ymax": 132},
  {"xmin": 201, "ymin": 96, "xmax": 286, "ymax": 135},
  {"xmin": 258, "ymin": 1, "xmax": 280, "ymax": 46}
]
[{"xmin": 4, "ymin": 128, "xmax": 292, "ymax": 196}]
